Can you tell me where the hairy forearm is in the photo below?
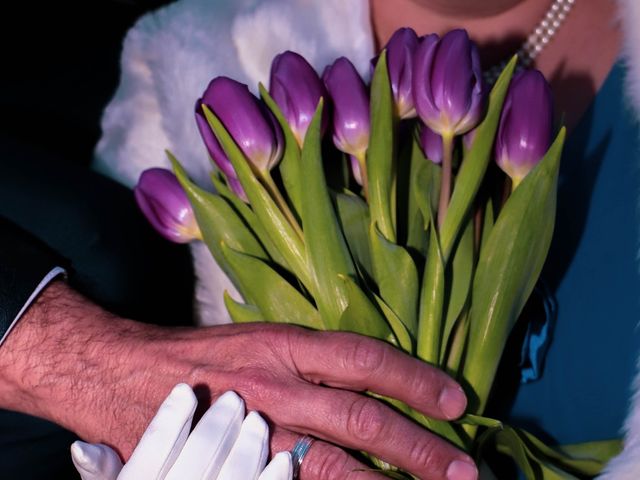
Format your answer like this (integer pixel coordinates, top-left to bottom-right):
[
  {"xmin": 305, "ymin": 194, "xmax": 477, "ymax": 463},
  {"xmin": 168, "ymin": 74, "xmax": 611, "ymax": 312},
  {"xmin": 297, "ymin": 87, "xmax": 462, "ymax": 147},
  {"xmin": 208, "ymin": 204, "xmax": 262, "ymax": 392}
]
[
  {"xmin": 0, "ymin": 281, "xmax": 476, "ymax": 478},
  {"xmin": 0, "ymin": 281, "xmax": 169, "ymax": 451}
]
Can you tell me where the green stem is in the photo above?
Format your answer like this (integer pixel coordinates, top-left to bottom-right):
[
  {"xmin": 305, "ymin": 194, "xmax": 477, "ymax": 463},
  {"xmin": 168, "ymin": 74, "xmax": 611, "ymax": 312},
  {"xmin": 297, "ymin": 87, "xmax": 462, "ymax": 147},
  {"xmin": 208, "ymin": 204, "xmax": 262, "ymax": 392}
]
[
  {"xmin": 356, "ymin": 152, "xmax": 369, "ymax": 201},
  {"xmin": 437, "ymin": 132, "xmax": 455, "ymax": 229},
  {"xmin": 261, "ymin": 171, "xmax": 304, "ymax": 241},
  {"xmin": 445, "ymin": 310, "xmax": 469, "ymax": 375}
]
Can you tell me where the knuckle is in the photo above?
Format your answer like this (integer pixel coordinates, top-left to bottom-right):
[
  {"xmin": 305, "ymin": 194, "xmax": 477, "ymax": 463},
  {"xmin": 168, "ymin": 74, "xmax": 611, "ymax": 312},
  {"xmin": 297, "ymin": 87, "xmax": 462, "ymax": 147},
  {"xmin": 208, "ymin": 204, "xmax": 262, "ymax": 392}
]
[
  {"xmin": 345, "ymin": 397, "xmax": 386, "ymax": 442},
  {"xmin": 409, "ymin": 437, "xmax": 440, "ymax": 470},
  {"xmin": 232, "ymin": 367, "xmax": 277, "ymax": 403},
  {"xmin": 345, "ymin": 337, "xmax": 386, "ymax": 375},
  {"xmin": 409, "ymin": 366, "xmax": 443, "ymax": 400},
  {"xmin": 310, "ymin": 447, "xmax": 351, "ymax": 480}
]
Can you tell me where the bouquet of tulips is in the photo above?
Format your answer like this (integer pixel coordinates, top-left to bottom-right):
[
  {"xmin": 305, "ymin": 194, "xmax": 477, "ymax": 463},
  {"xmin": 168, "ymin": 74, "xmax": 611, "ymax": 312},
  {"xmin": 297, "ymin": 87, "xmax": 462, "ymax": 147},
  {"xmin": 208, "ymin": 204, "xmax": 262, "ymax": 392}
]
[{"xmin": 135, "ymin": 28, "xmax": 620, "ymax": 478}]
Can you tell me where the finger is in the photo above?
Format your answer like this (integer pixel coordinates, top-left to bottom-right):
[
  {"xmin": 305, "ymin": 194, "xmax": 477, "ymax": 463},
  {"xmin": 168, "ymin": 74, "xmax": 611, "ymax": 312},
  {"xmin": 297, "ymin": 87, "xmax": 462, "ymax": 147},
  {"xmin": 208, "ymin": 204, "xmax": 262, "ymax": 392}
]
[
  {"xmin": 217, "ymin": 411, "xmax": 270, "ymax": 480},
  {"xmin": 275, "ymin": 385, "xmax": 477, "ymax": 480},
  {"xmin": 292, "ymin": 331, "xmax": 467, "ymax": 420},
  {"xmin": 258, "ymin": 452, "xmax": 293, "ymax": 480},
  {"xmin": 119, "ymin": 383, "xmax": 196, "ymax": 480},
  {"xmin": 271, "ymin": 428, "xmax": 387, "ymax": 480},
  {"xmin": 70, "ymin": 441, "xmax": 123, "ymax": 480},
  {"xmin": 164, "ymin": 391, "xmax": 245, "ymax": 480}
]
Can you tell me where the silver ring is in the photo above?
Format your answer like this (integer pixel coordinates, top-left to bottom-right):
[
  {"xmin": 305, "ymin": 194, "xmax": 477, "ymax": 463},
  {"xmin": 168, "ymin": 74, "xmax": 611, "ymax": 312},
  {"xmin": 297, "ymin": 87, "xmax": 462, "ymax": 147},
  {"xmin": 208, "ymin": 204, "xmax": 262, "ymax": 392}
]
[{"xmin": 291, "ymin": 435, "xmax": 314, "ymax": 479}]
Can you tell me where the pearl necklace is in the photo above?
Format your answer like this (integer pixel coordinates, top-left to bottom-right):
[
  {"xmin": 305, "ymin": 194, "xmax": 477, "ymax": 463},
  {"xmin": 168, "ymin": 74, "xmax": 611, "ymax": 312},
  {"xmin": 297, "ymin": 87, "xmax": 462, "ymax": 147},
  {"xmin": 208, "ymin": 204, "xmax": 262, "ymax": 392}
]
[{"xmin": 483, "ymin": 0, "xmax": 577, "ymax": 83}]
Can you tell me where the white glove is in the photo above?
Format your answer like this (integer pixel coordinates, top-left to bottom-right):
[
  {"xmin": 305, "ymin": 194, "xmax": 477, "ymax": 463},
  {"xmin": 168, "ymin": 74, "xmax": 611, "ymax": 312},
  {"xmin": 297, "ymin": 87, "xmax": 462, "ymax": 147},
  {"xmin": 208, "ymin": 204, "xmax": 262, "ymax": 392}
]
[{"xmin": 71, "ymin": 384, "xmax": 292, "ymax": 480}]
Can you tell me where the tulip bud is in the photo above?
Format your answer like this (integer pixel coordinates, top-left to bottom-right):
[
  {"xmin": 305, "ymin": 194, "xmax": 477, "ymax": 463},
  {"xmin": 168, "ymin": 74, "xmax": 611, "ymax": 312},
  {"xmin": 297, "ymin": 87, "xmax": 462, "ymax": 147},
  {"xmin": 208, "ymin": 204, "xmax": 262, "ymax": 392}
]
[
  {"xmin": 197, "ymin": 77, "xmax": 283, "ymax": 174},
  {"xmin": 322, "ymin": 57, "xmax": 370, "ymax": 160},
  {"xmin": 419, "ymin": 125, "xmax": 443, "ymax": 164},
  {"xmin": 413, "ymin": 30, "xmax": 485, "ymax": 137},
  {"xmin": 495, "ymin": 70, "xmax": 553, "ymax": 187},
  {"xmin": 383, "ymin": 27, "xmax": 420, "ymax": 119},
  {"xmin": 134, "ymin": 168, "xmax": 202, "ymax": 243},
  {"xmin": 195, "ymin": 101, "xmax": 247, "ymax": 201},
  {"xmin": 269, "ymin": 51, "xmax": 327, "ymax": 146}
]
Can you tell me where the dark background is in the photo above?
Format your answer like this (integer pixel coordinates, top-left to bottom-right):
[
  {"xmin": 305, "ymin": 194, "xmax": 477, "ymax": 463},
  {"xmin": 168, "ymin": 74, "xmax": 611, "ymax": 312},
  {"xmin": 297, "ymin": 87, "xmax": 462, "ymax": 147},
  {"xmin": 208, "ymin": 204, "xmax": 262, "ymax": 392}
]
[
  {"xmin": 0, "ymin": 3, "xmax": 197, "ymax": 478},
  {"xmin": 1, "ymin": 1, "xmax": 171, "ymax": 168}
]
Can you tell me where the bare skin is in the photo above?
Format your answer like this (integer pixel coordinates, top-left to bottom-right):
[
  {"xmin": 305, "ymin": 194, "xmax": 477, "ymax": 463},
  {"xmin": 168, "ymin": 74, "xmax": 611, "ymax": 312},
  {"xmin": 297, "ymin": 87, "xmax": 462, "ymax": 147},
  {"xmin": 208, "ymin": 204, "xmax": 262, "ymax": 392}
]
[
  {"xmin": 0, "ymin": 2, "xmax": 623, "ymax": 480},
  {"xmin": 0, "ymin": 282, "xmax": 475, "ymax": 480}
]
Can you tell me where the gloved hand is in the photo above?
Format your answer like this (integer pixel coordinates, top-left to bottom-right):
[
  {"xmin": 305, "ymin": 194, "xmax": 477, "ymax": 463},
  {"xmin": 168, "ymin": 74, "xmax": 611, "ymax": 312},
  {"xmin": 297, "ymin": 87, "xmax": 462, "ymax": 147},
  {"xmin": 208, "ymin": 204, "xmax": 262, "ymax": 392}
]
[{"xmin": 71, "ymin": 384, "xmax": 292, "ymax": 480}]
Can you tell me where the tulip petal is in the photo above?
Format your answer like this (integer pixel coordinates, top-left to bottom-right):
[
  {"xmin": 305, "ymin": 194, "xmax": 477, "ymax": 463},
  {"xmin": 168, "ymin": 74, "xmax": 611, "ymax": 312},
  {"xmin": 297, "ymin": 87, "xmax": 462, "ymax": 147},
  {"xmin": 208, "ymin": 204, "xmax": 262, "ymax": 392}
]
[
  {"xmin": 323, "ymin": 57, "xmax": 370, "ymax": 158},
  {"xmin": 269, "ymin": 51, "xmax": 326, "ymax": 143},
  {"xmin": 384, "ymin": 27, "xmax": 419, "ymax": 118},
  {"xmin": 496, "ymin": 70, "xmax": 553, "ymax": 183},
  {"xmin": 413, "ymin": 30, "xmax": 484, "ymax": 136},
  {"xmin": 134, "ymin": 168, "xmax": 200, "ymax": 243},
  {"xmin": 419, "ymin": 125, "xmax": 444, "ymax": 164},
  {"xmin": 412, "ymin": 34, "xmax": 440, "ymax": 128},
  {"xmin": 201, "ymin": 77, "xmax": 283, "ymax": 173}
]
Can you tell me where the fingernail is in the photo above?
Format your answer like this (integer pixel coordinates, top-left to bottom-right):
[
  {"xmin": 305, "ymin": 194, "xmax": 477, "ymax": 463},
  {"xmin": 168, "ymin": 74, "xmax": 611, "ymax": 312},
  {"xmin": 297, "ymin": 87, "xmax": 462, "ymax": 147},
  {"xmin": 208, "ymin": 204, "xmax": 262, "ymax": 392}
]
[
  {"xmin": 447, "ymin": 459, "xmax": 478, "ymax": 480},
  {"xmin": 438, "ymin": 386, "xmax": 467, "ymax": 419}
]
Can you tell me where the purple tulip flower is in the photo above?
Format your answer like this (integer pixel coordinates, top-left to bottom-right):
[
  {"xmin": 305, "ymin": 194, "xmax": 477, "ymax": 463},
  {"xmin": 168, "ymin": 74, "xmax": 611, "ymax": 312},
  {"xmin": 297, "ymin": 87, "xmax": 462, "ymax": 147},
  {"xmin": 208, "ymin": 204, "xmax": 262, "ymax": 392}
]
[
  {"xmin": 413, "ymin": 30, "xmax": 485, "ymax": 137},
  {"xmin": 495, "ymin": 70, "xmax": 553, "ymax": 187},
  {"xmin": 383, "ymin": 27, "xmax": 420, "ymax": 119},
  {"xmin": 135, "ymin": 168, "xmax": 202, "ymax": 243},
  {"xmin": 269, "ymin": 51, "xmax": 327, "ymax": 145},
  {"xmin": 322, "ymin": 57, "xmax": 370, "ymax": 160},
  {"xmin": 196, "ymin": 77, "xmax": 283, "ymax": 175},
  {"xmin": 419, "ymin": 125, "xmax": 443, "ymax": 164},
  {"xmin": 195, "ymin": 101, "xmax": 247, "ymax": 200}
]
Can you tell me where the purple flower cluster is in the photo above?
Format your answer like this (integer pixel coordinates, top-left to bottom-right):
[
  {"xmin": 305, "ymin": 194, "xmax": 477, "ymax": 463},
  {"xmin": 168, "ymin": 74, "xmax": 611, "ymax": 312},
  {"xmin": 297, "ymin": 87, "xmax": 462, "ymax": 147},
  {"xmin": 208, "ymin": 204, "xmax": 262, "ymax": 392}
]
[{"xmin": 135, "ymin": 27, "xmax": 554, "ymax": 242}]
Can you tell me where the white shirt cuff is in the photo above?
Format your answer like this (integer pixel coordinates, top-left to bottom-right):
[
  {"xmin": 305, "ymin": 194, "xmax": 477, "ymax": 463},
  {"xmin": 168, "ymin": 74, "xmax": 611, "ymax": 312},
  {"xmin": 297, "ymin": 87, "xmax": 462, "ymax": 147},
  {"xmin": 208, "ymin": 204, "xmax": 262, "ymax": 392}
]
[{"xmin": 0, "ymin": 266, "xmax": 66, "ymax": 346}]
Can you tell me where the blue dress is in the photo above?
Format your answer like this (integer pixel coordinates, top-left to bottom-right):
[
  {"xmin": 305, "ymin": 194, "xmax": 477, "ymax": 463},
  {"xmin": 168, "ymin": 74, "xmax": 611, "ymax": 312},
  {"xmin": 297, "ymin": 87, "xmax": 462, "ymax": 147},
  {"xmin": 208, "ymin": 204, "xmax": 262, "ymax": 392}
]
[{"xmin": 506, "ymin": 62, "xmax": 640, "ymax": 445}]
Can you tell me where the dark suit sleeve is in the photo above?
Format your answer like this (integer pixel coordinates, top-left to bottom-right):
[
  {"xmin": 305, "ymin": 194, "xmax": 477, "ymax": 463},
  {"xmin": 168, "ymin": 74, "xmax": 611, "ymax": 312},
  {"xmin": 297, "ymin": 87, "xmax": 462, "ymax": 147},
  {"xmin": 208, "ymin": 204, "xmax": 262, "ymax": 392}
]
[{"xmin": 0, "ymin": 216, "xmax": 68, "ymax": 344}]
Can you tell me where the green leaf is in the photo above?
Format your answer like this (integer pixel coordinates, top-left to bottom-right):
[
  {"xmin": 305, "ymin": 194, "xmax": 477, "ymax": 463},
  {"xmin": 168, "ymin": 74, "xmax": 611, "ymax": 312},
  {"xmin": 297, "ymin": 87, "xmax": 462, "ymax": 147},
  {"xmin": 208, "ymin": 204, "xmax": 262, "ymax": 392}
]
[
  {"xmin": 413, "ymin": 154, "xmax": 441, "ymax": 236},
  {"xmin": 444, "ymin": 309, "xmax": 469, "ymax": 374},
  {"xmin": 336, "ymin": 192, "xmax": 373, "ymax": 279},
  {"xmin": 201, "ymin": 105, "xmax": 313, "ymax": 291},
  {"xmin": 462, "ymin": 128, "xmax": 566, "ymax": 415},
  {"xmin": 493, "ymin": 428, "xmax": 538, "ymax": 480},
  {"xmin": 479, "ymin": 195, "xmax": 495, "ymax": 257},
  {"xmin": 169, "ymin": 153, "xmax": 266, "ymax": 303},
  {"xmin": 417, "ymin": 218, "xmax": 446, "ymax": 365},
  {"xmin": 456, "ymin": 414, "xmax": 503, "ymax": 429},
  {"xmin": 223, "ymin": 292, "xmax": 264, "ymax": 323},
  {"xmin": 405, "ymin": 135, "xmax": 431, "ymax": 256},
  {"xmin": 259, "ymin": 83, "xmax": 303, "ymax": 218},
  {"xmin": 299, "ymin": 100, "xmax": 356, "ymax": 329},
  {"xmin": 370, "ymin": 224, "xmax": 419, "ymax": 335},
  {"xmin": 440, "ymin": 55, "xmax": 517, "ymax": 262},
  {"xmin": 210, "ymin": 172, "xmax": 290, "ymax": 269},
  {"xmin": 373, "ymin": 293, "xmax": 414, "ymax": 354},
  {"xmin": 338, "ymin": 274, "xmax": 394, "ymax": 342},
  {"xmin": 518, "ymin": 430, "xmax": 620, "ymax": 476},
  {"xmin": 477, "ymin": 424, "xmax": 614, "ymax": 479},
  {"xmin": 556, "ymin": 439, "xmax": 622, "ymax": 467},
  {"xmin": 440, "ymin": 215, "xmax": 474, "ymax": 364},
  {"xmin": 221, "ymin": 243, "xmax": 324, "ymax": 330},
  {"xmin": 410, "ymin": 410, "xmax": 468, "ymax": 450},
  {"xmin": 367, "ymin": 50, "xmax": 396, "ymax": 242}
]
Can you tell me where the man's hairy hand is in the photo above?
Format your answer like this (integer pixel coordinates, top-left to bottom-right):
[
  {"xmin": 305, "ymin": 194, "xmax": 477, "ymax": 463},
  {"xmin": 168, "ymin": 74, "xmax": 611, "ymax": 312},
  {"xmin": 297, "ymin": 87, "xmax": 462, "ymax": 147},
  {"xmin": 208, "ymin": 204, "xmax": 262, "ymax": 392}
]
[{"xmin": 0, "ymin": 282, "xmax": 477, "ymax": 480}]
